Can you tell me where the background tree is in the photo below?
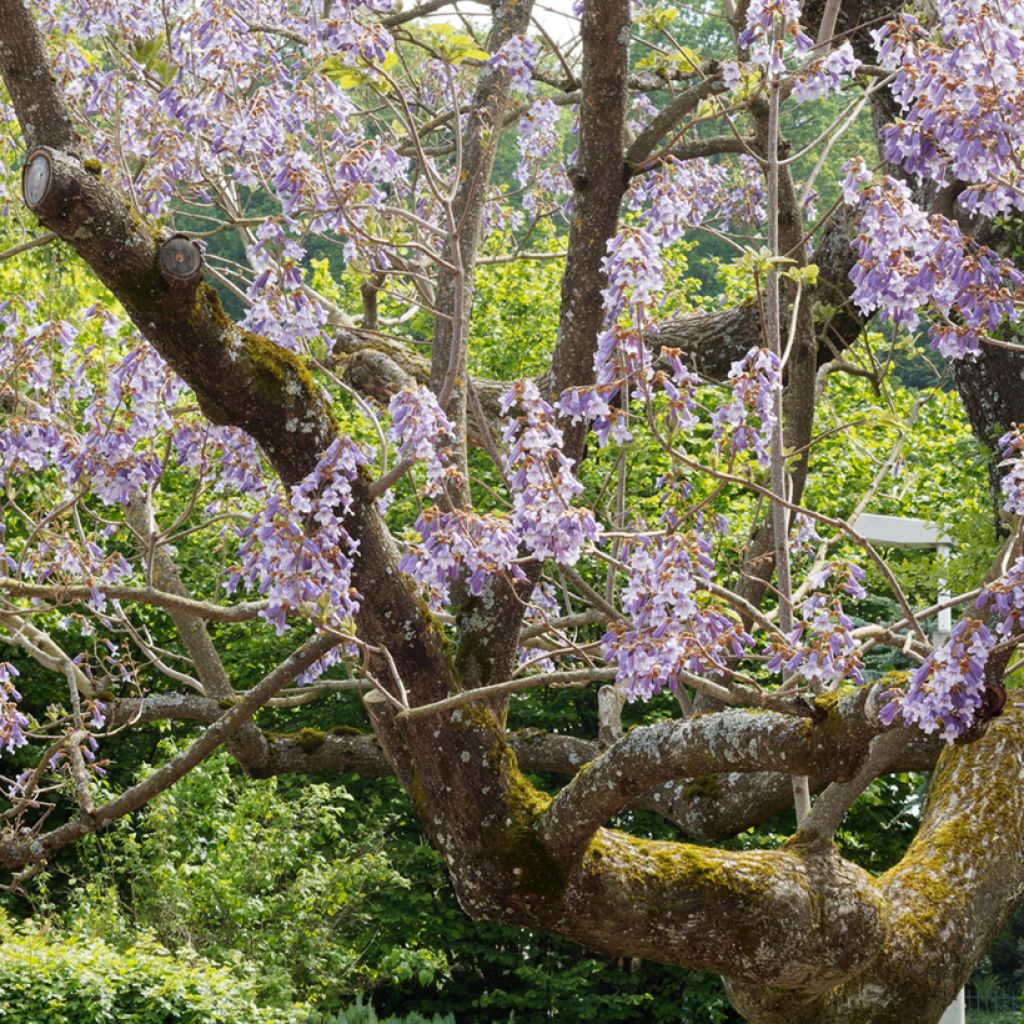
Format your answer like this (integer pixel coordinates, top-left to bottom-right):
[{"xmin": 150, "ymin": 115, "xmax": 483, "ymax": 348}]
[{"xmin": 0, "ymin": 2, "xmax": 1023, "ymax": 1023}]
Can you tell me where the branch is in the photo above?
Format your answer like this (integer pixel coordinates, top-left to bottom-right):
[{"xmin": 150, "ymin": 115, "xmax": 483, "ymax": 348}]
[
  {"xmin": 549, "ymin": 0, "xmax": 631, "ymax": 462},
  {"xmin": 539, "ymin": 687, "xmax": 889, "ymax": 863},
  {"xmin": 625, "ymin": 74, "xmax": 728, "ymax": 168},
  {"xmin": 0, "ymin": 0, "xmax": 77, "ymax": 151},
  {"xmin": 0, "ymin": 633, "xmax": 339, "ymax": 873},
  {"xmin": 0, "ymin": 231, "xmax": 56, "ymax": 262},
  {"xmin": 798, "ymin": 727, "xmax": 911, "ymax": 840},
  {"xmin": 0, "ymin": 577, "xmax": 267, "ymax": 623}
]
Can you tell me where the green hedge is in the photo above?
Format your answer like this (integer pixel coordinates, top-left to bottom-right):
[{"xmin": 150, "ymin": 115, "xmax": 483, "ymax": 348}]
[
  {"xmin": 0, "ymin": 914, "xmax": 300, "ymax": 1024},
  {"xmin": 304, "ymin": 999, "xmax": 453, "ymax": 1024}
]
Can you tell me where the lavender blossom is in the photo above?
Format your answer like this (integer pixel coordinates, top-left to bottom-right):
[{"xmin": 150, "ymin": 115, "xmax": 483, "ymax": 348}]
[
  {"xmin": 711, "ymin": 347, "xmax": 780, "ymax": 468},
  {"xmin": 882, "ymin": 618, "xmax": 993, "ymax": 742}
]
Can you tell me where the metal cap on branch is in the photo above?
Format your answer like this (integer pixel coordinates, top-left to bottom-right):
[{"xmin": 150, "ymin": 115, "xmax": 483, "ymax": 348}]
[{"xmin": 158, "ymin": 234, "xmax": 203, "ymax": 286}]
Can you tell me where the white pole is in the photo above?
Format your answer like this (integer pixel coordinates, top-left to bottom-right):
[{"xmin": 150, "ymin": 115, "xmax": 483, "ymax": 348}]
[
  {"xmin": 850, "ymin": 517, "xmax": 963, "ymax": 1024},
  {"xmin": 935, "ymin": 542, "xmax": 952, "ymax": 644},
  {"xmin": 938, "ymin": 988, "xmax": 964, "ymax": 1024}
]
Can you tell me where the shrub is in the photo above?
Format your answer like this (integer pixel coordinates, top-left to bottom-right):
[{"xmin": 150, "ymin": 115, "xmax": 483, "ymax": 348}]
[{"xmin": 0, "ymin": 912, "xmax": 302, "ymax": 1023}]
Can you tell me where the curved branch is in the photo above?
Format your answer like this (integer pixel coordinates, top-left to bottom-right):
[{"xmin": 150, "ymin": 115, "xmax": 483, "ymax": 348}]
[{"xmin": 539, "ymin": 688, "xmax": 888, "ymax": 862}]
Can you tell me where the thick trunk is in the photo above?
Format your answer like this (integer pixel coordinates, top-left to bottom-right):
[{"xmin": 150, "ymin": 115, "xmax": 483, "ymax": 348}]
[{"xmin": 728, "ymin": 707, "xmax": 1024, "ymax": 1023}]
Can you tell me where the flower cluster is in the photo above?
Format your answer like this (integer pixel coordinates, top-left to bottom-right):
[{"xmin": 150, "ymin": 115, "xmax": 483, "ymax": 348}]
[
  {"xmin": 792, "ymin": 42, "xmax": 858, "ymax": 103},
  {"xmin": 517, "ymin": 581, "xmax": 560, "ymax": 674},
  {"xmin": 629, "ymin": 157, "xmax": 731, "ymax": 244},
  {"xmin": 738, "ymin": 0, "xmax": 812, "ymax": 78},
  {"xmin": 656, "ymin": 347, "xmax": 699, "ymax": 431},
  {"xmin": 0, "ymin": 663, "xmax": 28, "ymax": 755},
  {"xmin": 843, "ymin": 161, "xmax": 1024, "ymax": 359},
  {"xmin": 398, "ymin": 508, "xmax": 522, "ymax": 610},
  {"xmin": 602, "ymin": 532, "xmax": 753, "ymax": 701},
  {"xmin": 874, "ymin": 4, "xmax": 1024, "ymax": 217},
  {"xmin": 980, "ymin": 556, "xmax": 1024, "ymax": 641},
  {"xmin": 765, "ymin": 558, "xmax": 865, "ymax": 689},
  {"xmin": 502, "ymin": 380, "xmax": 600, "ymax": 565},
  {"xmin": 882, "ymin": 618, "xmax": 993, "ymax": 741},
  {"xmin": 711, "ymin": 347, "xmax": 780, "ymax": 468},
  {"xmin": 231, "ymin": 438, "xmax": 366, "ymax": 636},
  {"xmin": 809, "ymin": 559, "xmax": 867, "ymax": 599},
  {"xmin": 998, "ymin": 425, "xmax": 1024, "ymax": 517},
  {"xmin": 600, "ymin": 227, "xmax": 665, "ymax": 323},
  {"xmin": 174, "ymin": 423, "xmax": 267, "ymax": 506},
  {"xmin": 488, "ymin": 35, "xmax": 539, "ymax": 93},
  {"xmin": 387, "ymin": 385, "xmax": 457, "ymax": 497},
  {"xmin": 515, "ymin": 99, "xmax": 569, "ymax": 212}
]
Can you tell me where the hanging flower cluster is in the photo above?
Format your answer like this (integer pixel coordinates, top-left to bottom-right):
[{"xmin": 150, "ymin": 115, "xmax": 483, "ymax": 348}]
[
  {"xmin": 602, "ymin": 532, "xmax": 753, "ymax": 701},
  {"xmin": 882, "ymin": 618, "xmax": 992, "ymax": 741},
  {"xmin": 843, "ymin": 160, "xmax": 1024, "ymax": 359},
  {"xmin": 874, "ymin": 3, "xmax": 1024, "ymax": 217},
  {"xmin": 711, "ymin": 347, "xmax": 781, "ymax": 468},
  {"xmin": 998, "ymin": 425, "xmax": 1024, "ymax": 517},
  {"xmin": 766, "ymin": 560, "xmax": 866, "ymax": 689},
  {"xmin": 502, "ymin": 380, "xmax": 600, "ymax": 565},
  {"xmin": 488, "ymin": 35, "xmax": 540, "ymax": 94},
  {"xmin": 0, "ymin": 663, "xmax": 28, "ymax": 755},
  {"xmin": 738, "ymin": 0, "xmax": 812, "ymax": 78},
  {"xmin": 387, "ymin": 385, "xmax": 458, "ymax": 497},
  {"xmin": 792, "ymin": 43, "xmax": 858, "ymax": 102},
  {"xmin": 398, "ymin": 508, "xmax": 522, "ymax": 610},
  {"xmin": 230, "ymin": 438, "xmax": 367, "ymax": 636}
]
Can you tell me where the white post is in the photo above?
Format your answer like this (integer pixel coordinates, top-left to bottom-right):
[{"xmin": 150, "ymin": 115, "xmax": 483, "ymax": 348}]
[
  {"xmin": 850, "ymin": 516, "xmax": 963, "ymax": 1024},
  {"xmin": 938, "ymin": 987, "xmax": 965, "ymax": 1024},
  {"xmin": 935, "ymin": 541, "xmax": 952, "ymax": 645}
]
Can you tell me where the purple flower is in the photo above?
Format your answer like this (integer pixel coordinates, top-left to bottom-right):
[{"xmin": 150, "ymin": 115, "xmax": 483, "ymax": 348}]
[
  {"xmin": 501, "ymin": 380, "xmax": 600, "ymax": 565},
  {"xmin": 843, "ymin": 160, "xmax": 1024, "ymax": 358},
  {"xmin": 387, "ymin": 385, "xmax": 457, "ymax": 497},
  {"xmin": 884, "ymin": 618, "xmax": 993, "ymax": 741},
  {"xmin": 232, "ymin": 438, "xmax": 367, "ymax": 635},
  {"xmin": 602, "ymin": 532, "xmax": 753, "ymax": 701},
  {"xmin": 712, "ymin": 347, "xmax": 780, "ymax": 468},
  {"xmin": 793, "ymin": 42, "xmax": 858, "ymax": 103},
  {"xmin": 489, "ymin": 35, "xmax": 540, "ymax": 94},
  {"xmin": 766, "ymin": 593, "xmax": 862, "ymax": 687},
  {"xmin": 998, "ymin": 425, "xmax": 1024, "ymax": 516},
  {"xmin": 0, "ymin": 662, "xmax": 29, "ymax": 755}
]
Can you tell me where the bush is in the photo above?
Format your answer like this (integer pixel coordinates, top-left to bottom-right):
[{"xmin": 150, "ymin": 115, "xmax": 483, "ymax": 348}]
[
  {"xmin": 57, "ymin": 751, "xmax": 447, "ymax": 1009},
  {"xmin": 0, "ymin": 912, "xmax": 301, "ymax": 1023},
  {"xmin": 304, "ymin": 999, "xmax": 454, "ymax": 1024}
]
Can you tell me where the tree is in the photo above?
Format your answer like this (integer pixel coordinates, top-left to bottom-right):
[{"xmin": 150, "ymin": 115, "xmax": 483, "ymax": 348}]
[{"xmin": 0, "ymin": 1, "xmax": 1023, "ymax": 1021}]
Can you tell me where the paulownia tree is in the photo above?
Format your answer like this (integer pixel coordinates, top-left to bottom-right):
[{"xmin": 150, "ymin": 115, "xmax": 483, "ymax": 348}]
[{"xmin": 0, "ymin": 0, "xmax": 1023, "ymax": 1020}]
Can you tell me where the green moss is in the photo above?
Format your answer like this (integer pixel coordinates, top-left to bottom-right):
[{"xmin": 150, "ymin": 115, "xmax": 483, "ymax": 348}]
[
  {"xmin": 294, "ymin": 727, "xmax": 327, "ymax": 753},
  {"xmin": 407, "ymin": 764, "xmax": 430, "ymax": 819},
  {"xmin": 329, "ymin": 724, "xmax": 364, "ymax": 737},
  {"xmin": 682, "ymin": 774, "xmax": 721, "ymax": 799},
  {"xmin": 479, "ymin": 732, "xmax": 567, "ymax": 901},
  {"xmin": 242, "ymin": 330, "xmax": 320, "ymax": 406},
  {"xmin": 262, "ymin": 727, "xmax": 327, "ymax": 753},
  {"xmin": 194, "ymin": 281, "xmax": 236, "ymax": 330},
  {"xmin": 878, "ymin": 718, "xmax": 1019, "ymax": 957},
  {"xmin": 585, "ymin": 831, "xmax": 767, "ymax": 898},
  {"xmin": 83, "ymin": 158, "xmax": 102, "ymax": 174}
]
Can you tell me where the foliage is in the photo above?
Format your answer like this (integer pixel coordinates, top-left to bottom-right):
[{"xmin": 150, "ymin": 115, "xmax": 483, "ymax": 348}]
[
  {"xmin": 303, "ymin": 998, "xmax": 454, "ymax": 1024},
  {"xmin": 50, "ymin": 752, "xmax": 447, "ymax": 1010},
  {"xmin": 0, "ymin": 909, "xmax": 302, "ymax": 1023}
]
